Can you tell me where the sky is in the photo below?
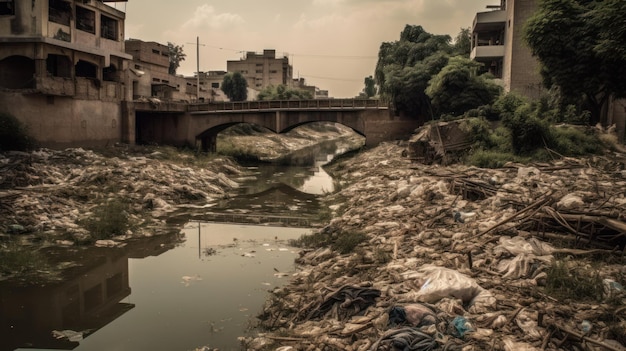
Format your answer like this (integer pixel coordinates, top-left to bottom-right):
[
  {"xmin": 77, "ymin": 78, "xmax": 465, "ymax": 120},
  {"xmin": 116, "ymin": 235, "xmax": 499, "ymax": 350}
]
[{"xmin": 114, "ymin": 0, "xmax": 497, "ymax": 98}]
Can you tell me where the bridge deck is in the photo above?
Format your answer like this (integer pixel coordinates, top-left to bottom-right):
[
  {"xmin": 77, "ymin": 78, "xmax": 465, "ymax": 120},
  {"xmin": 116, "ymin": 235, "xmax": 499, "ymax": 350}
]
[{"xmin": 188, "ymin": 98, "xmax": 387, "ymax": 113}]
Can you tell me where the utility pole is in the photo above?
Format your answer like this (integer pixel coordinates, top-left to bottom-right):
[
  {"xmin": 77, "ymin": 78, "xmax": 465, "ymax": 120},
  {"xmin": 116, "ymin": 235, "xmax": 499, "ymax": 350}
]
[{"xmin": 187, "ymin": 36, "xmax": 205, "ymax": 102}]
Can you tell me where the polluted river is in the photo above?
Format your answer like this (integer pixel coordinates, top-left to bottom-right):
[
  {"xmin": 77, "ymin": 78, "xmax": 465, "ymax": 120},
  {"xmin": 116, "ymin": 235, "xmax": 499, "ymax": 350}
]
[
  {"xmin": 0, "ymin": 134, "xmax": 359, "ymax": 351},
  {"xmin": 3, "ymin": 123, "xmax": 626, "ymax": 351}
]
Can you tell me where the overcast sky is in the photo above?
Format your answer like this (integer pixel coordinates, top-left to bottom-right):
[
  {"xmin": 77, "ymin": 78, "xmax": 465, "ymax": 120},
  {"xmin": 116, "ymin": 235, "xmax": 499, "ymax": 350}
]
[{"xmin": 117, "ymin": 0, "xmax": 496, "ymax": 98}]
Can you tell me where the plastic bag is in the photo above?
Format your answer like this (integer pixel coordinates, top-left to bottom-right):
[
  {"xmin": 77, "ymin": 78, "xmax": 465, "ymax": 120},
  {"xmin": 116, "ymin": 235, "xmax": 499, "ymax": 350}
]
[{"xmin": 402, "ymin": 265, "xmax": 496, "ymax": 313}]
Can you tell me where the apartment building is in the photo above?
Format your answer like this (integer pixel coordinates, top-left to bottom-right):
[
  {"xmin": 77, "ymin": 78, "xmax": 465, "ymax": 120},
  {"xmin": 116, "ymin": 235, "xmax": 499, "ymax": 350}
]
[
  {"xmin": 227, "ymin": 49, "xmax": 293, "ymax": 91},
  {"xmin": 470, "ymin": 0, "xmax": 542, "ymax": 99},
  {"xmin": 125, "ymin": 39, "xmax": 208, "ymax": 102},
  {"xmin": 471, "ymin": 0, "xmax": 625, "ymax": 141},
  {"xmin": 0, "ymin": 0, "xmax": 133, "ymax": 147}
]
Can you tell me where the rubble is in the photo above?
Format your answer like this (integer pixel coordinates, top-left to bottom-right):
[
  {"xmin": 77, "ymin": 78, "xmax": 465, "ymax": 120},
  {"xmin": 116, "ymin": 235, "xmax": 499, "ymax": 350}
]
[{"xmin": 251, "ymin": 142, "xmax": 626, "ymax": 351}]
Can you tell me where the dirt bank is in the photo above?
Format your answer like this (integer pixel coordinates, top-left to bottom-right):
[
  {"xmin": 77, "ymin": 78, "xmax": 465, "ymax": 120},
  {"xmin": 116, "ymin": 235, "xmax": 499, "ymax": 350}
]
[{"xmin": 247, "ymin": 142, "xmax": 626, "ymax": 351}]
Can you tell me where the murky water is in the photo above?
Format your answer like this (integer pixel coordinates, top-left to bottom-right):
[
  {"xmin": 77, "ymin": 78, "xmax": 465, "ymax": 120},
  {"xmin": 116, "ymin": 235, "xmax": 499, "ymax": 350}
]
[{"xmin": 2, "ymin": 137, "xmax": 361, "ymax": 351}]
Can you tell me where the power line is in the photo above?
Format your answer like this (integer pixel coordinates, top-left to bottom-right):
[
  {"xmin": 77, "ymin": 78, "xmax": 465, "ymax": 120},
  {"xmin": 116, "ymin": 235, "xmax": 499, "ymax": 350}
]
[
  {"xmin": 299, "ymin": 74, "xmax": 363, "ymax": 82},
  {"xmin": 202, "ymin": 44, "xmax": 375, "ymax": 60}
]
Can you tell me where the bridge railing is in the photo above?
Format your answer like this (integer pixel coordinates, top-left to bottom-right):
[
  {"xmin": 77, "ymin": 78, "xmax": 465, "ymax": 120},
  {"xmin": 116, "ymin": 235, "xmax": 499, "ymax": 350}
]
[{"xmin": 187, "ymin": 98, "xmax": 386, "ymax": 112}]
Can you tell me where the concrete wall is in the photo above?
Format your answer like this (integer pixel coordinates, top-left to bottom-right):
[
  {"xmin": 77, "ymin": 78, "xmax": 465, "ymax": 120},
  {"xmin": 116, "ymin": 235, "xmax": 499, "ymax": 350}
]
[
  {"xmin": 507, "ymin": 0, "xmax": 542, "ymax": 99},
  {"xmin": 0, "ymin": 92, "xmax": 122, "ymax": 148}
]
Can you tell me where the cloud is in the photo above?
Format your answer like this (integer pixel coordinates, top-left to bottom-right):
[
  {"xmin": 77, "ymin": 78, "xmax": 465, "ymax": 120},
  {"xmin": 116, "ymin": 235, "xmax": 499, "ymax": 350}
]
[{"xmin": 181, "ymin": 4, "xmax": 245, "ymax": 30}]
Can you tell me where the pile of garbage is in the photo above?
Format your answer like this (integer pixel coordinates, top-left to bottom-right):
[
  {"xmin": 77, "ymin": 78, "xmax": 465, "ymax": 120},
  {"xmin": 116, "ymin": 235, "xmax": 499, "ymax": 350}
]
[
  {"xmin": 247, "ymin": 142, "xmax": 626, "ymax": 351},
  {"xmin": 0, "ymin": 146, "xmax": 242, "ymax": 242}
]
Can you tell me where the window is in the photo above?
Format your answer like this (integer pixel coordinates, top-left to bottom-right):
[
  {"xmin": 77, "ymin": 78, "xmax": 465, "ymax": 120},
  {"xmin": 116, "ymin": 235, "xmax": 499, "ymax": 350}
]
[
  {"xmin": 211, "ymin": 82, "xmax": 219, "ymax": 88},
  {"xmin": 76, "ymin": 6, "xmax": 95, "ymax": 34},
  {"xmin": 255, "ymin": 70, "xmax": 262, "ymax": 74},
  {"xmin": 101, "ymin": 15, "xmax": 118, "ymax": 40},
  {"xmin": 152, "ymin": 49, "xmax": 160, "ymax": 54},
  {"xmin": 0, "ymin": 0, "xmax": 14, "ymax": 16},
  {"xmin": 75, "ymin": 60, "xmax": 97, "ymax": 78},
  {"xmin": 103, "ymin": 65, "xmax": 117, "ymax": 82},
  {"xmin": 47, "ymin": 54, "xmax": 72, "ymax": 78},
  {"xmin": 49, "ymin": 0, "xmax": 71, "ymax": 25}
]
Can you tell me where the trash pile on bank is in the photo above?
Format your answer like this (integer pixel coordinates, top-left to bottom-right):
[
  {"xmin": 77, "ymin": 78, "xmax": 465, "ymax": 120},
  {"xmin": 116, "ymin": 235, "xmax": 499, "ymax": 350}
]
[
  {"xmin": 0, "ymin": 146, "xmax": 242, "ymax": 242},
  {"xmin": 246, "ymin": 142, "xmax": 626, "ymax": 351}
]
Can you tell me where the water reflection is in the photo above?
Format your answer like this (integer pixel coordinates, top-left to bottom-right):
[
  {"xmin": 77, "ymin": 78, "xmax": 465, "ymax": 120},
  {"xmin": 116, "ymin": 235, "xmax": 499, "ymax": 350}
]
[
  {"xmin": 1, "ymin": 233, "xmax": 180, "ymax": 351},
  {"xmin": 239, "ymin": 137, "xmax": 357, "ymax": 195},
  {"xmin": 3, "ymin": 224, "xmax": 306, "ymax": 351}
]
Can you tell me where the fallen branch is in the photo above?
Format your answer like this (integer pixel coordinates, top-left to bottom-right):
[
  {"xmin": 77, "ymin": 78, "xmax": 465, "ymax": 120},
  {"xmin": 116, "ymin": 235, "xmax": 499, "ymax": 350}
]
[
  {"xmin": 474, "ymin": 193, "xmax": 553, "ymax": 238},
  {"xmin": 550, "ymin": 323, "xmax": 625, "ymax": 351}
]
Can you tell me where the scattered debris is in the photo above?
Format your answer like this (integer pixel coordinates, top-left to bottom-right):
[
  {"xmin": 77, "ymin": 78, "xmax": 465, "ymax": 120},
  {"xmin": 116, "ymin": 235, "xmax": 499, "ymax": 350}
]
[{"xmin": 249, "ymin": 142, "xmax": 626, "ymax": 351}]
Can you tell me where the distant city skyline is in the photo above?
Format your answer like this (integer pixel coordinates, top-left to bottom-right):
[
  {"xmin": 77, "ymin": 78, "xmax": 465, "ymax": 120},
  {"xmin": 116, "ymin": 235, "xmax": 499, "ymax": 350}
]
[{"xmin": 121, "ymin": 0, "xmax": 497, "ymax": 97}]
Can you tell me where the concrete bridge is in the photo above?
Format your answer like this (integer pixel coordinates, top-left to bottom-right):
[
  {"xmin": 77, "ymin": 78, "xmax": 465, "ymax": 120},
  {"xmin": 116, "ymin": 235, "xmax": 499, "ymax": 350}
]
[{"xmin": 132, "ymin": 99, "xmax": 420, "ymax": 151}]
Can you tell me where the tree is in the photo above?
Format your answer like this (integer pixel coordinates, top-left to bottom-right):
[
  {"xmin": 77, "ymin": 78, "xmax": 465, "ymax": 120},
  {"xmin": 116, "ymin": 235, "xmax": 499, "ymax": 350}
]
[
  {"xmin": 426, "ymin": 57, "xmax": 502, "ymax": 116},
  {"xmin": 167, "ymin": 42, "xmax": 186, "ymax": 75},
  {"xmin": 363, "ymin": 76, "xmax": 377, "ymax": 98},
  {"xmin": 524, "ymin": 0, "xmax": 626, "ymax": 125},
  {"xmin": 221, "ymin": 72, "xmax": 248, "ymax": 101},
  {"xmin": 452, "ymin": 28, "xmax": 472, "ymax": 57},
  {"xmin": 375, "ymin": 25, "xmax": 452, "ymax": 118},
  {"xmin": 257, "ymin": 85, "xmax": 313, "ymax": 100}
]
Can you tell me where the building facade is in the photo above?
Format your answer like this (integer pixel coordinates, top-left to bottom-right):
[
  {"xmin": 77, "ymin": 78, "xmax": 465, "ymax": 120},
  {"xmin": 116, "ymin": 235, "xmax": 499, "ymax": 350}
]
[
  {"xmin": 470, "ymin": 0, "xmax": 542, "ymax": 99},
  {"xmin": 125, "ymin": 39, "xmax": 208, "ymax": 102},
  {"xmin": 0, "ymin": 0, "xmax": 133, "ymax": 147},
  {"xmin": 227, "ymin": 49, "xmax": 293, "ymax": 91}
]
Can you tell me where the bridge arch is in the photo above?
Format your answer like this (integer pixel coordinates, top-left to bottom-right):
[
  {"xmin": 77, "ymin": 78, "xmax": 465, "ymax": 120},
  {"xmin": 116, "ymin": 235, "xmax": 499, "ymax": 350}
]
[{"xmin": 134, "ymin": 99, "xmax": 420, "ymax": 150}]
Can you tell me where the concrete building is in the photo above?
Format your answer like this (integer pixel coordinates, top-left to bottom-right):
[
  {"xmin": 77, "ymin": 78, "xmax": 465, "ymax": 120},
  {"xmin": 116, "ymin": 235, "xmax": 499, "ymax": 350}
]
[
  {"xmin": 227, "ymin": 49, "xmax": 293, "ymax": 92},
  {"xmin": 0, "ymin": 0, "xmax": 133, "ymax": 147},
  {"xmin": 470, "ymin": 0, "xmax": 543, "ymax": 99},
  {"xmin": 293, "ymin": 77, "xmax": 329, "ymax": 99},
  {"xmin": 125, "ymin": 39, "xmax": 208, "ymax": 102},
  {"xmin": 471, "ymin": 0, "xmax": 625, "ymax": 141}
]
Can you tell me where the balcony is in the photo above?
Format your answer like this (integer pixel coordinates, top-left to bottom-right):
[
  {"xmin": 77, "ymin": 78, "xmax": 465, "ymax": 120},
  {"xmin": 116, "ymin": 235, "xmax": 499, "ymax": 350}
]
[
  {"xmin": 472, "ymin": 10, "xmax": 506, "ymax": 32},
  {"xmin": 470, "ymin": 45, "xmax": 505, "ymax": 61}
]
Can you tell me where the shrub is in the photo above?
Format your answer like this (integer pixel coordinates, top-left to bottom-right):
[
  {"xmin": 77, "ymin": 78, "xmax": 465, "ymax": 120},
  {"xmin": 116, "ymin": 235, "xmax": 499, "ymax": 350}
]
[
  {"xmin": 331, "ymin": 231, "xmax": 367, "ymax": 254},
  {"xmin": 81, "ymin": 199, "xmax": 130, "ymax": 241},
  {"xmin": 502, "ymin": 104, "xmax": 553, "ymax": 155},
  {"xmin": 466, "ymin": 150, "xmax": 523, "ymax": 168},
  {"xmin": 0, "ymin": 112, "xmax": 36, "ymax": 151},
  {"xmin": 551, "ymin": 126, "xmax": 603, "ymax": 156},
  {"xmin": 289, "ymin": 230, "xmax": 367, "ymax": 254}
]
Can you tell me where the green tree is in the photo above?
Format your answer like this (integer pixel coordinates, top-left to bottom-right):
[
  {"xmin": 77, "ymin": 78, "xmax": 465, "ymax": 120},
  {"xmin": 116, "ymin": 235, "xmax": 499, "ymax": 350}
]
[
  {"xmin": 426, "ymin": 57, "xmax": 502, "ymax": 116},
  {"xmin": 167, "ymin": 42, "xmax": 186, "ymax": 75},
  {"xmin": 524, "ymin": 0, "xmax": 626, "ymax": 125},
  {"xmin": 375, "ymin": 25, "xmax": 452, "ymax": 118},
  {"xmin": 222, "ymin": 72, "xmax": 248, "ymax": 101},
  {"xmin": 257, "ymin": 84, "xmax": 313, "ymax": 100},
  {"xmin": 363, "ymin": 76, "xmax": 377, "ymax": 98},
  {"xmin": 452, "ymin": 27, "xmax": 472, "ymax": 57}
]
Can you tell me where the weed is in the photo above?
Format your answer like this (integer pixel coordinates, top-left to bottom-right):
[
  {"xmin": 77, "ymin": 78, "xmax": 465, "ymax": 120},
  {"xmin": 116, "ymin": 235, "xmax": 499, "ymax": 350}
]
[
  {"xmin": 466, "ymin": 149, "xmax": 526, "ymax": 168},
  {"xmin": 80, "ymin": 199, "xmax": 131, "ymax": 242},
  {"xmin": 544, "ymin": 260, "xmax": 604, "ymax": 301},
  {"xmin": 289, "ymin": 229, "xmax": 366, "ymax": 254},
  {"xmin": 331, "ymin": 231, "xmax": 367, "ymax": 254},
  {"xmin": 289, "ymin": 230, "xmax": 331, "ymax": 249},
  {"xmin": 0, "ymin": 241, "xmax": 50, "ymax": 277}
]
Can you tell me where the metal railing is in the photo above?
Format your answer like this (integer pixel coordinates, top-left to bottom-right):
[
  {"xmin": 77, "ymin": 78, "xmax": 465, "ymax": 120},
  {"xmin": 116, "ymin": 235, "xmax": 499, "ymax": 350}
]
[{"xmin": 187, "ymin": 98, "xmax": 386, "ymax": 112}]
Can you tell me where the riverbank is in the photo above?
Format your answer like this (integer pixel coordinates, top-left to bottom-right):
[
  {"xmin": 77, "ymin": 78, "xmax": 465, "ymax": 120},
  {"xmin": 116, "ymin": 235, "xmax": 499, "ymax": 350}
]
[
  {"xmin": 0, "ymin": 124, "xmax": 362, "ymax": 280},
  {"xmin": 247, "ymin": 142, "xmax": 626, "ymax": 351}
]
